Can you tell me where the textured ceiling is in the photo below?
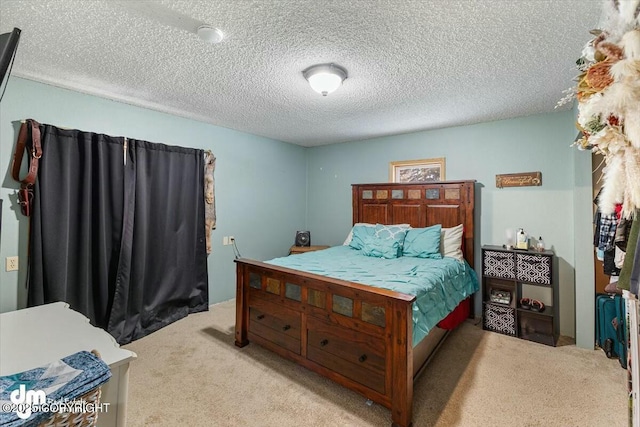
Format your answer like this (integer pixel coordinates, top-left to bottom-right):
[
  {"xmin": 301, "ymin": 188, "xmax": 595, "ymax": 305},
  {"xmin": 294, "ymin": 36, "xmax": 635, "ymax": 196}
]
[{"xmin": 0, "ymin": 1, "xmax": 602, "ymax": 146}]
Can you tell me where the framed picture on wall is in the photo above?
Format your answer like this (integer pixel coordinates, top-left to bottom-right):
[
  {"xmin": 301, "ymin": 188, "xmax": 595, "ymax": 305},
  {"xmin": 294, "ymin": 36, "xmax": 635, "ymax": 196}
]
[{"xmin": 389, "ymin": 157, "xmax": 445, "ymax": 183}]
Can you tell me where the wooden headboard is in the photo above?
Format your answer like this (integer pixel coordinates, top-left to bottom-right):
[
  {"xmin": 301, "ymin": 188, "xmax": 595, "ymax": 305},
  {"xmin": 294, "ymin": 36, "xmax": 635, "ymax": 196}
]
[{"xmin": 352, "ymin": 180, "xmax": 476, "ymax": 267}]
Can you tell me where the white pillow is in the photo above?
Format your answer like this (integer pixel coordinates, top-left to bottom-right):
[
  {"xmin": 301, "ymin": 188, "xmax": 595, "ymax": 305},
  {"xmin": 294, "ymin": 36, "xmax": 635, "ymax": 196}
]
[
  {"xmin": 343, "ymin": 223, "xmax": 411, "ymax": 245},
  {"xmin": 440, "ymin": 224, "xmax": 464, "ymax": 261}
]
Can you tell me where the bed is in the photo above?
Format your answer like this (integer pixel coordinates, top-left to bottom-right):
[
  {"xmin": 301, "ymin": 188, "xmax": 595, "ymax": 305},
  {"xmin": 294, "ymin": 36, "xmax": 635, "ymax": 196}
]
[{"xmin": 235, "ymin": 180, "xmax": 477, "ymax": 427}]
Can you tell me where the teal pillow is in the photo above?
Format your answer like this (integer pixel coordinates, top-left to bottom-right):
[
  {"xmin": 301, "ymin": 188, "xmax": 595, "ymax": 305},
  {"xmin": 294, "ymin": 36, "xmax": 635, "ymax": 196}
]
[
  {"xmin": 361, "ymin": 235, "xmax": 401, "ymax": 259},
  {"xmin": 403, "ymin": 225, "xmax": 443, "ymax": 259},
  {"xmin": 374, "ymin": 224, "xmax": 408, "ymax": 257},
  {"xmin": 349, "ymin": 225, "xmax": 377, "ymax": 250}
]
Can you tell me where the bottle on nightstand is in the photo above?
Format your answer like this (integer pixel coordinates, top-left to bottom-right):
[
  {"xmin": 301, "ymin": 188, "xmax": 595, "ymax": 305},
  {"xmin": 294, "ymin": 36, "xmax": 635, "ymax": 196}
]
[{"xmin": 516, "ymin": 228, "xmax": 528, "ymax": 250}]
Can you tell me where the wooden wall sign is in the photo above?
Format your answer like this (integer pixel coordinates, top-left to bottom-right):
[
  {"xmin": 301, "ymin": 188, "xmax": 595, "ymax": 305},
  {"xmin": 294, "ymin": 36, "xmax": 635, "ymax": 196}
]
[{"xmin": 496, "ymin": 172, "xmax": 542, "ymax": 188}]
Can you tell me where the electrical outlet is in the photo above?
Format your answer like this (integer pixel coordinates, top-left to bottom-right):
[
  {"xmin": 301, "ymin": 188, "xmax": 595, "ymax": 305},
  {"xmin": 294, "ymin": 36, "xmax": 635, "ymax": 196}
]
[
  {"xmin": 6, "ymin": 256, "xmax": 18, "ymax": 272},
  {"xmin": 229, "ymin": 236, "xmax": 234, "ymax": 243}
]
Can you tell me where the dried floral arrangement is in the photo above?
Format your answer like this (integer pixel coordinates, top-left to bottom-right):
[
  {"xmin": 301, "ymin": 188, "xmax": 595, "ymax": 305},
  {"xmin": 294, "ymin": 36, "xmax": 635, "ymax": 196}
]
[{"xmin": 558, "ymin": 0, "xmax": 640, "ymax": 218}]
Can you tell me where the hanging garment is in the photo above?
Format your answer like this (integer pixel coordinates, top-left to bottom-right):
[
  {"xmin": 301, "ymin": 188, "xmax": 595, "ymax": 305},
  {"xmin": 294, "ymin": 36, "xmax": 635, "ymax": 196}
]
[
  {"xmin": 203, "ymin": 150, "xmax": 216, "ymax": 254},
  {"xmin": 27, "ymin": 122, "xmax": 208, "ymax": 344},
  {"xmin": 594, "ymin": 210, "xmax": 603, "ymax": 248},
  {"xmin": 604, "ymin": 248, "xmax": 622, "ymax": 276},
  {"xmin": 615, "ymin": 246, "xmax": 626, "ymax": 269},
  {"xmin": 631, "ymin": 231, "xmax": 640, "ymax": 296},
  {"xmin": 616, "ymin": 218, "xmax": 632, "ymax": 251},
  {"xmin": 618, "ymin": 212, "xmax": 640, "ymax": 292},
  {"xmin": 599, "ymin": 213, "xmax": 618, "ymax": 252},
  {"xmin": 594, "ymin": 188, "xmax": 604, "ymax": 248}
]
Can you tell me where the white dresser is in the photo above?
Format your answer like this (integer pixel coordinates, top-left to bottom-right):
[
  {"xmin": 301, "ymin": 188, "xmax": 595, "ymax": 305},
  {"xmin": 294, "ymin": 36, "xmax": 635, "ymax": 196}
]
[{"xmin": 0, "ymin": 302, "xmax": 137, "ymax": 426}]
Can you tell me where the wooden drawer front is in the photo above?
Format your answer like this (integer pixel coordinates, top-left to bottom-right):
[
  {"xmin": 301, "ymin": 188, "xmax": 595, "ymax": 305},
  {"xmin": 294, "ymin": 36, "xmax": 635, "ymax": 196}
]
[
  {"xmin": 307, "ymin": 320, "xmax": 385, "ymax": 372},
  {"xmin": 306, "ymin": 318, "xmax": 385, "ymax": 394},
  {"xmin": 249, "ymin": 300, "xmax": 301, "ymax": 355},
  {"xmin": 307, "ymin": 346, "xmax": 385, "ymax": 394},
  {"xmin": 515, "ymin": 253, "xmax": 551, "ymax": 285},
  {"xmin": 482, "ymin": 250, "xmax": 515, "ymax": 279},
  {"xmin": 249, "ymin": 295, "xmax": 301, "ymax": 332},
  {"xmin": 250, "ymin": 306, "xmax": 301, "ymax": 339}
]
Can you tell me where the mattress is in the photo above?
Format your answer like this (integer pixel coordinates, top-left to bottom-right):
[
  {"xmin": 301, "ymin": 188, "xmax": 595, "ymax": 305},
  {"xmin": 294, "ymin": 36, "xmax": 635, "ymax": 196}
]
[{"xmin": 267, "ymin": 245, "xmax": 479, "ymax": 346}]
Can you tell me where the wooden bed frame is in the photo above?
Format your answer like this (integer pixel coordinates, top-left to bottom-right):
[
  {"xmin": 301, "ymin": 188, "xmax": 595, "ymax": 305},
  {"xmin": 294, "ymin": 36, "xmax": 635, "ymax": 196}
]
[{"xmin": 235, "ymin": 180, "xmax": 476, "ymax": 427}]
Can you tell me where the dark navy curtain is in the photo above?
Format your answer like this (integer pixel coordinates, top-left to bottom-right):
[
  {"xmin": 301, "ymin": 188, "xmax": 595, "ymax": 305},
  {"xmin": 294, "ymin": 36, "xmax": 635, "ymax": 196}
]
[{"xmin": 28, "ymin": 123, "xmax": 208, "ymax": 344}]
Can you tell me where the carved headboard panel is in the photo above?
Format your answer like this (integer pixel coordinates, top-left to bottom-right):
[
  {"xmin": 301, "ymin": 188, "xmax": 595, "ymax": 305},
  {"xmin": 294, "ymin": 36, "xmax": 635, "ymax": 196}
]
[{"xmin": 352, "ymin": 180, "xmax": 476, "ymax": 267}]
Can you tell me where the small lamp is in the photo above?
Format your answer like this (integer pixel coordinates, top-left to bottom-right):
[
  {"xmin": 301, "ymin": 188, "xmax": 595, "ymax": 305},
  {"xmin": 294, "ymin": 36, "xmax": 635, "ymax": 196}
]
[
  {"xmin": 505, "ymin": 229, "xmax": 515, "ymax": 250},
  {"xmin": 303, "ymin": 63, "xmax": 348, "ymax": 96}
]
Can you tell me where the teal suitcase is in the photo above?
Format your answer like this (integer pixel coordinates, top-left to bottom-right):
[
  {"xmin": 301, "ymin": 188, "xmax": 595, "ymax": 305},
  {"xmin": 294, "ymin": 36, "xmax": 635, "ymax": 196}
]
[
  {"xmin": 595, "ymin": 293, "xmax": 627, "ymax": 368},
  {"xmin": 614, "ymin": 294, "xmax": 627, "ymax": 369},
  {"xmin": 596, "ymin": 294, "xmax": 618, "ymax": 358}
]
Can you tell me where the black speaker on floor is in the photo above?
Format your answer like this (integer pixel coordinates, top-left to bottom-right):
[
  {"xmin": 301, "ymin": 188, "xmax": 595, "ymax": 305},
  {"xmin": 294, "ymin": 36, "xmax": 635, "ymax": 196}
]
[{"xmin": 295, "ymin": 231, "xmax": 310, "ymax": 247}]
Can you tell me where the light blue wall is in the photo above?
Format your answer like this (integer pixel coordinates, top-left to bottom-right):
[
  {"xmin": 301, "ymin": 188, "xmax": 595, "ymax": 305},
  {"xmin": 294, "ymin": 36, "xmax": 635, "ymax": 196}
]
[
  {"xmin": 306, "ymin": 111, "xmax": 583, "ymax": 339},
  {"xmin": 0, "ymin": 77, "xmax": 307, "ymax": 313},
  {"xmin": 0, "ymin": 77, "xmax": 595, "ymax": 346},
  {"xmin": 573, "ymin": 146, "xmax": 595, "ymax": 348}
]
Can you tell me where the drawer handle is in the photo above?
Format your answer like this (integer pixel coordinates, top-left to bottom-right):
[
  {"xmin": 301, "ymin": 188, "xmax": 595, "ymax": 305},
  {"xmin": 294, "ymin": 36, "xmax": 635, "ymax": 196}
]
[
  {"xmin": 358, "ymin": 354, "xmax": 367, "ymax": 363},
  {"xmin": 320, "ymin": 339, "xmax": 328, "ymax": 347},
  {"xmin": 257, "ymin": 314, "xmax": 265, "ymax": 320},
  {"xmin": 282, "ymin": 324, "xmax": 291, "ymax": 331}
]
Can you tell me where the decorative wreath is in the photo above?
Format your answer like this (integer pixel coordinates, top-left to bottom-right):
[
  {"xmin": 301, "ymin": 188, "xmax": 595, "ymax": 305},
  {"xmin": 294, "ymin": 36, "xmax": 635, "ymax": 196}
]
[{"xmin": 558, "ymin": 0, "xmax": 640, "ymax": 218}]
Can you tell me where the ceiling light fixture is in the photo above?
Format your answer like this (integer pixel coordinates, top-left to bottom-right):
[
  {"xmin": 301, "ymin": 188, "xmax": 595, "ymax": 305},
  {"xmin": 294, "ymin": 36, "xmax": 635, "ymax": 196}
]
[
  {"xmin": 303, "ymin": 63, "xmax": 347, "ymax": 96},
  {"xmin": 197, "ymin": 25, "xmax": 224, "ymax": 44}
]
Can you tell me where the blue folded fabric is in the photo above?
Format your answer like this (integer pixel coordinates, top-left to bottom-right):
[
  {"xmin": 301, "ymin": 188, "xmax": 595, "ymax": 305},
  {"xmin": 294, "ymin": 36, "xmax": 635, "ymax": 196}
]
[{"xmin": 0, "ymin": 351, "xmax": 111, "ymax": 427}]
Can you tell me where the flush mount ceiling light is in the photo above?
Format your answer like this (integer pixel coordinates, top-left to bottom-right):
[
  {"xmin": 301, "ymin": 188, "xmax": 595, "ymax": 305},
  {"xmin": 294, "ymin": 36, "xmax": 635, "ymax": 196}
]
[
  {"xmin": 303, "ymin": 63, "xmax": 348, "ymax": 96},
  {"xmin": 197, "ymin": 25, "xmax": 224, "ymax": 44}
]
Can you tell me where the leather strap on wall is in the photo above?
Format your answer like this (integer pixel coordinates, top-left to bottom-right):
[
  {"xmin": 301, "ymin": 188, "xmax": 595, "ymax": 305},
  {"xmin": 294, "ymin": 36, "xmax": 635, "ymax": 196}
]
[{"xmin": 11, "ymin": 119, "xmax": 42, "ymax": 216}]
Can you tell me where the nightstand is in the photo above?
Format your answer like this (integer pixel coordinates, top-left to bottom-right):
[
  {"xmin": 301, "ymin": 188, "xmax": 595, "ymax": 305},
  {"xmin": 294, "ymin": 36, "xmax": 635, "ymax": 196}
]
[{"xmin": 289, "ymin": 245, "xmax": 330, "ymax": 255}]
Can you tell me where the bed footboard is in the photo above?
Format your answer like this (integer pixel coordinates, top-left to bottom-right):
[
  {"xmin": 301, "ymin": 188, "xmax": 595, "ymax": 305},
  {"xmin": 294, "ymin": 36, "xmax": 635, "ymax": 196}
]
[{"xmin": 235, "ymin": 258, "xmax": 416, "ymax": 427}]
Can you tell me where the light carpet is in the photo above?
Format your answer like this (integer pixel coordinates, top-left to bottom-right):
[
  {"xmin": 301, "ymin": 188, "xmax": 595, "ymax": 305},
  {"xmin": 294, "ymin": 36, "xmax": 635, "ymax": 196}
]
[{"xmin": 123, "ymin": 300, "xmax": 627, "ymax": 426}]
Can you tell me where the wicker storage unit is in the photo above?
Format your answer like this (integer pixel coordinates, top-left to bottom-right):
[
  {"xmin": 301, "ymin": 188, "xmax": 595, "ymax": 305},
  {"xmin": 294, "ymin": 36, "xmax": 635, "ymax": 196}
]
[{"xmin": 481, "ymin": 245, "xmax": 558, "ymax": 346}]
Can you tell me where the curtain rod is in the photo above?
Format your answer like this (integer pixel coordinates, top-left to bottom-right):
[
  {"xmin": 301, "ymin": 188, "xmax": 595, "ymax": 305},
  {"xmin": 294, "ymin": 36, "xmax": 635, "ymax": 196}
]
[
  {"xmin": 20, "ymin": 120, "xmax": 129, "ymax": 164},
  {"xmin": 21, "ymin": 119, "xmax": 73, "ymax": 130}
]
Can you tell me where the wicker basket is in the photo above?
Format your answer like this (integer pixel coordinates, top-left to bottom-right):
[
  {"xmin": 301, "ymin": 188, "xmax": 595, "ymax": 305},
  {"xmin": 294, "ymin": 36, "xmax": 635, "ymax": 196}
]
[
  {"xmin": 37, "ymin": 350, "xmax": 104, "ymax": 427},
  {"xmin": 482, "ymin": 303, "xmax": 516, "ymax": 336}
]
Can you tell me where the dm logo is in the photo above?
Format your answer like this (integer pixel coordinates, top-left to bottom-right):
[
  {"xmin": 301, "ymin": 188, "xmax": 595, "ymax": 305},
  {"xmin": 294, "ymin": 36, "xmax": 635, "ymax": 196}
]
[{"xmin": 10, "ymin": 384, "xmax": 47, "ymax": 419}]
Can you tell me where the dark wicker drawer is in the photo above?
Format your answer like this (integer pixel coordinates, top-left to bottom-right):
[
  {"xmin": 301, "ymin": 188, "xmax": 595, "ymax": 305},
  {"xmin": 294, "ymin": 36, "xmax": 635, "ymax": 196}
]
[
  {"xmin": 519, "ymin": 311, "xmax": 556, "ymax": 346},
  {"xmin": 482, "ymin": 250, "xmax": 516, "ymax": 279},
  {"xmin": 483, "ymin": 303, "xmax": 516, "ymax": 336},
  {"xmin": 515, "ymin": 253, "xmax": 551, "ymax": 285}
]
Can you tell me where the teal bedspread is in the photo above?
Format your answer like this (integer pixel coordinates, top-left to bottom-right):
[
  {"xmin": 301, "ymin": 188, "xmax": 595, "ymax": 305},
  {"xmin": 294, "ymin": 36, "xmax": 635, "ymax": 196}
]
[{"xmin": 267, "ymin": 246, "xmax": 478, "ymax": 346}]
